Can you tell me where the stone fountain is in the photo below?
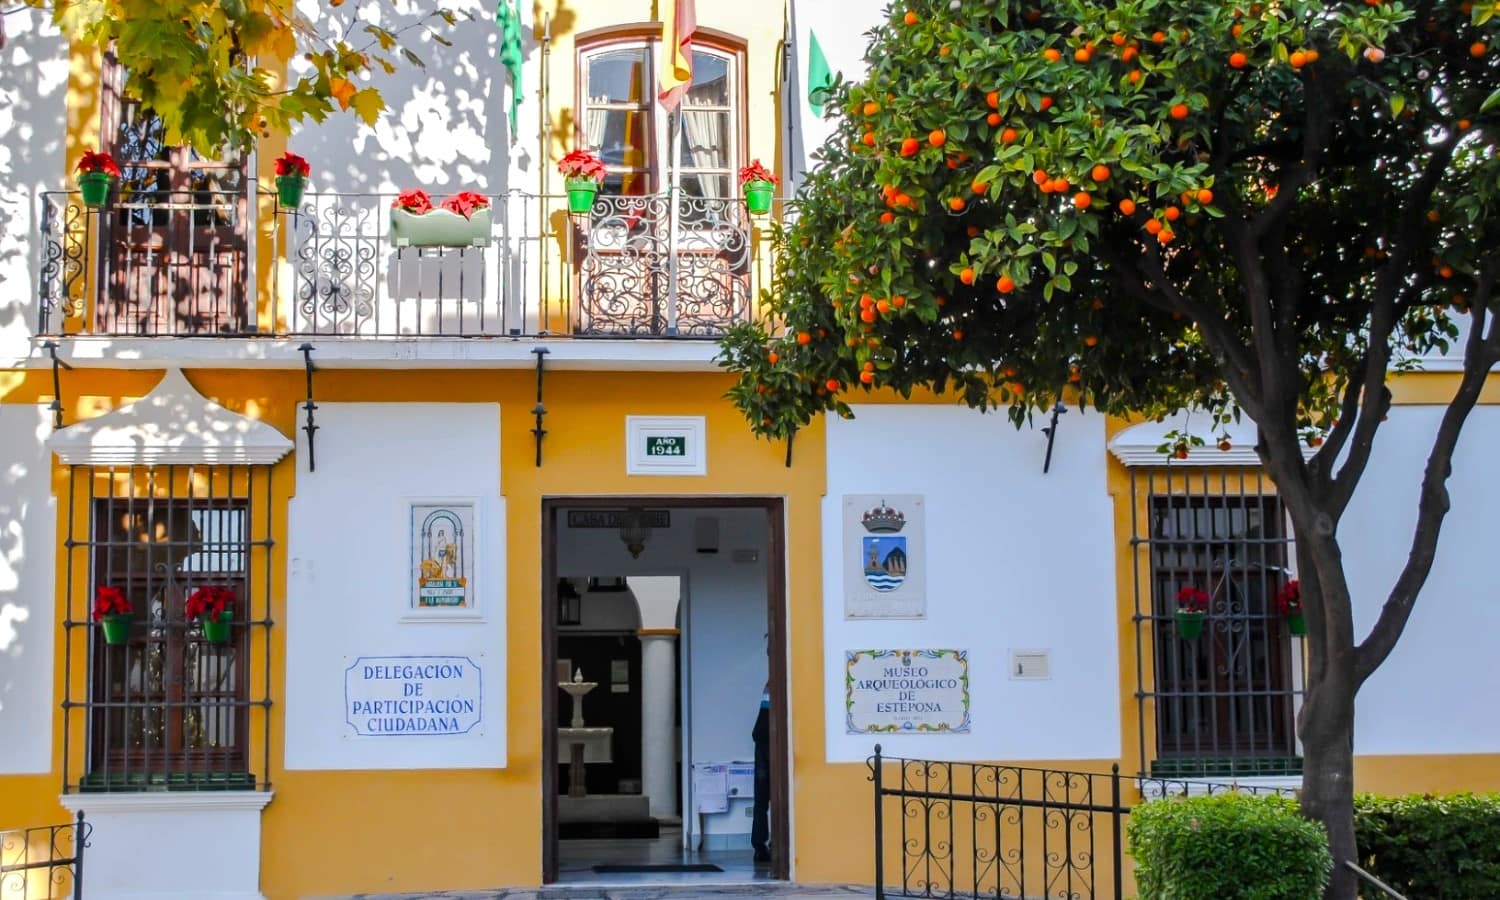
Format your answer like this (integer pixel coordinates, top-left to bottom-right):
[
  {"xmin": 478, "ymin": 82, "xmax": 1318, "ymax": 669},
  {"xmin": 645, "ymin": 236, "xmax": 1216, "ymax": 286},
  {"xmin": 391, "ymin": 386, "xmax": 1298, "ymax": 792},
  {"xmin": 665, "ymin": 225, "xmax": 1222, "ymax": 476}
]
[{"xmin": 558, "ymin": 669, "xmax": 613, "ymax": 798}]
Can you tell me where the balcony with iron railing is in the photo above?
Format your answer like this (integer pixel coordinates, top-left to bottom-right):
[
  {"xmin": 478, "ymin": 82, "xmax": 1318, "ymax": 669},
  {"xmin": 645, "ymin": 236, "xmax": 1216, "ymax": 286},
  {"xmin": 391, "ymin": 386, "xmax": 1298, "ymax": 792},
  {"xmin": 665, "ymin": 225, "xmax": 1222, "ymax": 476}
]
[{"xmin": 35, "ymin": 187, "xmax": 781, "ymax": 342}]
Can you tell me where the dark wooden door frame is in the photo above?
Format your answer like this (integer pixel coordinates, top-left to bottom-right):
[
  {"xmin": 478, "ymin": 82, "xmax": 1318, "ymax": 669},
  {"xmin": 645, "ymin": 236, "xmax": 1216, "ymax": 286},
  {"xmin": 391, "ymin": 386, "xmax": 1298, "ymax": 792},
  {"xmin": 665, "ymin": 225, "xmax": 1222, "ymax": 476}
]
[{"xmin": 541, "ymin": 496, "xmax": 791, "ymax": 883}]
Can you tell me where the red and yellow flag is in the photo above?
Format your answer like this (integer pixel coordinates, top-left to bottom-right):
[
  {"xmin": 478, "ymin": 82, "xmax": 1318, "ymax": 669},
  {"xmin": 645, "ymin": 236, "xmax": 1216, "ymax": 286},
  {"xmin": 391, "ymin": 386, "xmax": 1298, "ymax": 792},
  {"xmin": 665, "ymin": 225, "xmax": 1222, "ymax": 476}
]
[{"xmin": 658, "ymin": 0, "xmax": 697, "ymax": 110}]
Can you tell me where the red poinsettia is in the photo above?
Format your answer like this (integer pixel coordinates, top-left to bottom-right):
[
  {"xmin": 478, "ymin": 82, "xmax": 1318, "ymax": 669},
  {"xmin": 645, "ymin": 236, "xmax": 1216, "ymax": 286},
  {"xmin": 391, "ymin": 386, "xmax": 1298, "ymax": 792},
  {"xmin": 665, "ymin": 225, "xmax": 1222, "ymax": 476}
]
[
  {"xmin": 1276, "ymin": 580, "xmax": 1302, "ymax": 617},
  {"xmin": 1175, "ymin": 586, "xmax": 1210, "ymax": 613},
  {"xmin": 76, "ymin": 149, "xmax": 121, "ymax": 178},
  {"xmin": 439, "ymin": 190, "xmax": 491, "ymax": 219},
  {"xmin": 274, "ymin": 151, "xmax": 311, "ymax": 177},
  {"xmin": 558, "ymin": 149, "xmax": 607, "ymax": 183},
  {"xmin": 738, "ymin": 159, "xmax": 779, "ymax": 186},
  {"xmin": 185, "ymin": 585, "xmax": 235, "ymax": 623},
  {"xmin": 92, "ymin": 586, "xmax": 133, "ymax": 621},
  {"xmin": 392, "ymin": 188, "xmax": 434, "ymax": 214}
]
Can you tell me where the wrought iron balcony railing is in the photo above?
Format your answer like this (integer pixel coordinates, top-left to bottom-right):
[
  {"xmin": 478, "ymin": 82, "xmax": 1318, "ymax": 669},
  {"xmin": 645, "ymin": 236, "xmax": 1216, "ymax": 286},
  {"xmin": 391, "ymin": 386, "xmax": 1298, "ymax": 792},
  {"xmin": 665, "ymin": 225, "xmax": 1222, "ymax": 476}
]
[{"xmin": 36, "ymin": 188, "xmax": 776, "ymax": 340}]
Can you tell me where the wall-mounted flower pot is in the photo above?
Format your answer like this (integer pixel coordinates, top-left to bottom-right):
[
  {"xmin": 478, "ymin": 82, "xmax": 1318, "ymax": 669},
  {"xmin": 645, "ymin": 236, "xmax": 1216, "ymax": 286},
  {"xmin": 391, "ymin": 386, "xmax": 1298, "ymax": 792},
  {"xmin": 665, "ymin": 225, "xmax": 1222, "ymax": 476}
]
[
  {"xmin": 1175, "ymin": 610, "xmax": 1206, "ymax": 640},
  {"xmin": 743, "ymin": 179, "xmax": 775, "ymax": 215},
  {"xmin": 78, "ymin": 172, "xmax": 114, "ymax": 208},
  {"xmin": 565, "ymin": 178, "xmax": 599, "ymax": 215},
  {"xmin": 276, "ymin": 175, "xmax": 308, "ymax": 210},
  {"xmin": 1285, "ymin": 612, "xmax": 1306, "ymax": 636},
  {"xmin": 99, "ymin": 614, "xmax": 131, "ymax": 646},
  {"xmin": 390, "ymin": 207, "xmax": 492, "ymax": 248},
  {"xmin": 201, "ymin": 614, "xmax": 232, "ymax": 644}
]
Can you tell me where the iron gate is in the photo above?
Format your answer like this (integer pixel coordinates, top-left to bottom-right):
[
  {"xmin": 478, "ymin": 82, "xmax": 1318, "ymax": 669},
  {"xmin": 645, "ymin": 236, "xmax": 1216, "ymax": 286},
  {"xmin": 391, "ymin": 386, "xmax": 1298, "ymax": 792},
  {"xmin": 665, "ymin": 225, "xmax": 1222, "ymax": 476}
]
[{"xmin": 0, "ymin": 812, "xmax": 89, "ymax": 900}]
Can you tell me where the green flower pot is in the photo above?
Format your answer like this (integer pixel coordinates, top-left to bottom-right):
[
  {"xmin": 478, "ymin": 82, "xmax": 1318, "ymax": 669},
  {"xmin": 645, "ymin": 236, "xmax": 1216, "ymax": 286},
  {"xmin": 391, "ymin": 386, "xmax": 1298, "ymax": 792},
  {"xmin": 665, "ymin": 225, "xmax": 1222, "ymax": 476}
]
[
  {"xmin": 1175, "ymin": 610, "xmax": 1206, "ymax": 640},
  {"xmin": 565, "ymin": 178, "xmax": 599, "ymax": 215},
  {"xmin": 1286, "ymin": 611, "xmax": 1307, "ymax": 636},
  {"xmin": 79, "ymin": 172, "xmax": 114, "ymax": 208},
  {"xmin": 276, "ymin": 174, "xmax": 307, "ymax": 209},
  {"xmin": 389, "ymin": 207, "xmax": 492, "ymax": 248},
  {"xmin": 99, "ymin": 614, "xmax": 131, "ymax": 646},
  {"xmin": 202, "ymin": 613, "xmax": 232, "ymax": 644},
  {"xmin": 743, "ymin": 179, "xmax": 775, "ymax": 215}
]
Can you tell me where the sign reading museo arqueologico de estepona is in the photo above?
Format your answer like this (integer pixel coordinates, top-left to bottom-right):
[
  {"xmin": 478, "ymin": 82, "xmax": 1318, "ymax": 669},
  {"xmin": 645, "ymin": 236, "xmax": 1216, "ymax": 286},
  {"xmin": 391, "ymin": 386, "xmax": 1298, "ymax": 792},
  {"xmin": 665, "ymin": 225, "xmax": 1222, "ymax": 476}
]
[{"xmin": 345, "ymin": 656, "xmax": 482, "ymax": 736}]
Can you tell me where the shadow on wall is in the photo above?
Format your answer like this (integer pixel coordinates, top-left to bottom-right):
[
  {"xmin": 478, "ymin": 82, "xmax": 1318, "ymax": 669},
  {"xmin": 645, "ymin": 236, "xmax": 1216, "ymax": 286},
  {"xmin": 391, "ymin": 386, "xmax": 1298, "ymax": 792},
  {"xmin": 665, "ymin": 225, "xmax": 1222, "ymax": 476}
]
[
  {"xmin": 0, "ymin": 406, "xmax": 53, "ymax": 773},
  {"xmin": 290, "ymin": 0, "xmax": 579, "ymax": 195},
  {"xmin": 0, "ymin": 10, "xmax": 69, "ymax": 349}
]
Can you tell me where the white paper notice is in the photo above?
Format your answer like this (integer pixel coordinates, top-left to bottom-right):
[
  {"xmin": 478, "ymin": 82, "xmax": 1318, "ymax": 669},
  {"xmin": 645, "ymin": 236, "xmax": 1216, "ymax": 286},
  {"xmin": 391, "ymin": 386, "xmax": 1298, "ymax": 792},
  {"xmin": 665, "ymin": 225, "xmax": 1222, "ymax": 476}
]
[{"xmin": 693, "ymin": 764, "xmax": 729, "ymax": 812}]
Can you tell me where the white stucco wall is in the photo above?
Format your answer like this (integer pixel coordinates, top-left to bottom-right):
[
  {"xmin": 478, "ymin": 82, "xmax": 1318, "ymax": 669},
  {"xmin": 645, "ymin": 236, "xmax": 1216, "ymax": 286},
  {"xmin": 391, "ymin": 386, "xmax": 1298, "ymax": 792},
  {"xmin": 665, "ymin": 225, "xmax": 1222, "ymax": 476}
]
[
  {"xmin": 1341, "ymin": 405, "xmax": 1500, "ymax": 755},
  {"xmin": 0, "ymin": 10, "xmax": 68, "ymax": 360},
  {"xmin": 823, "ymin": 404, "xmax": 1121, "ymax": 763},
  {"xmin": 288, "ymin": 0, "xmax": 538, "ymax": 195},
  {"xmin": 787, "ymin": 0, "xmax": 887, "ymax": 191},
  {"xmin": 0, "ymin": 404, "xmax": 56, "ymax": 774},
  {"xmin": 284, "ymin": 403, "xmax": 507, "ymax": 770}
]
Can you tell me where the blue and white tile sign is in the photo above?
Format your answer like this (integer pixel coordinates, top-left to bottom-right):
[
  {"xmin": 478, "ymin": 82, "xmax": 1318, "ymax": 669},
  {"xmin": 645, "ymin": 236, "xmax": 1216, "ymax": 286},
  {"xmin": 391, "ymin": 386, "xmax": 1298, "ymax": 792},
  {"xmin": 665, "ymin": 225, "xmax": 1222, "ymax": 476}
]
[{"xmin": 345, "ymin": 655, "xmax": 482, "ymax": 736}]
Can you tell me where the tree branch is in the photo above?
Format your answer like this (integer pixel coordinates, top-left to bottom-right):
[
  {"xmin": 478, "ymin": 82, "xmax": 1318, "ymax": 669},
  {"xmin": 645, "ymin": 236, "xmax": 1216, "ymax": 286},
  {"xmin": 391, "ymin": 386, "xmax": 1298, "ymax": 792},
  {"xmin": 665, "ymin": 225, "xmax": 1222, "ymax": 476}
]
[
  {"xmin": 1307, "ymin": 359, "xmax": 1368, "ymax": 491},
  {"xmin": 1355, "ymin": 265, "xmax": 1500, "ymax": 685},
  {"xmin": 1328, "ymin": 136, "xmax": 1460, "ymax": 515}
]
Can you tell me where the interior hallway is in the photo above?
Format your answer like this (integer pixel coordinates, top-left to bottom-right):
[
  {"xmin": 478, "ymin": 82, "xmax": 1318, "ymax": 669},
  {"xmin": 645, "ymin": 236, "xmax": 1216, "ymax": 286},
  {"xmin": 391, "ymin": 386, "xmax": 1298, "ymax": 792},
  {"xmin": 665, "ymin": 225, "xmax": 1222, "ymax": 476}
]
[{"xmin": 556, "ymin": 826, "xmax": 775, "ymax": 885}]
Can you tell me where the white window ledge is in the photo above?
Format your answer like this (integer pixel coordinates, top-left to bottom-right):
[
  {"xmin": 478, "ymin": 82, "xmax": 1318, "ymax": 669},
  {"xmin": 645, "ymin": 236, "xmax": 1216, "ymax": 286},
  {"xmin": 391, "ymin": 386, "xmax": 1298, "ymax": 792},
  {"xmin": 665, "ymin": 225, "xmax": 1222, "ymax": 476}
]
[{"xmin": 59, "ymin": 790, "xmax": 274, "ymax": 815}]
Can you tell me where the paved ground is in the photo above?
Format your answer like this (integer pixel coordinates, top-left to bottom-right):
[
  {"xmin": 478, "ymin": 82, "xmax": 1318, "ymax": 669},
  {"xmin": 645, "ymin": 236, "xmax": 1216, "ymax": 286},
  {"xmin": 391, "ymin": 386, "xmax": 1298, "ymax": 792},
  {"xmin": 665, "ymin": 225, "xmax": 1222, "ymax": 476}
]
[{"xmin": 323, "ymin": 884, "xmax": 877, "ymax": 899}]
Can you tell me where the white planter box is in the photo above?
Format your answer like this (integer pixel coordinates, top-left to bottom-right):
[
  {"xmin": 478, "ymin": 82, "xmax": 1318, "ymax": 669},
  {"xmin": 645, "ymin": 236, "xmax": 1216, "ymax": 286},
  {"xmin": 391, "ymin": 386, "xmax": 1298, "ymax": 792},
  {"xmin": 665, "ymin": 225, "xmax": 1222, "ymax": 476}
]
[{"xmin": 389, "ymin": 207, "xmax": 491, "ymax": 248}]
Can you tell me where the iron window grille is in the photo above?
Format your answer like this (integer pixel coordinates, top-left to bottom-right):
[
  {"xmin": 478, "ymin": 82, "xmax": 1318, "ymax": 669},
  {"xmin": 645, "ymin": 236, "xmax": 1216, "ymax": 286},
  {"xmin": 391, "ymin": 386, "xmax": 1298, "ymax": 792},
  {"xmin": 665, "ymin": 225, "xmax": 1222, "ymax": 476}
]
[
  {"xmin": 1130, "ymin": 467, "xmax": 1304, "ymax": 779},
  {"xmin": 61, "ymin": 465, "xmax": 273, "ymax": 792}
]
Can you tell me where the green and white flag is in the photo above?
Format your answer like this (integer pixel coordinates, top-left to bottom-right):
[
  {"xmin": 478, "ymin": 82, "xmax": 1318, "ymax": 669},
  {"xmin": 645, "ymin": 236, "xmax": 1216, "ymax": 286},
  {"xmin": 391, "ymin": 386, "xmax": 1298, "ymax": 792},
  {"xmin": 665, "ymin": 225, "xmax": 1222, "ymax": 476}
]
[
  {"xmin": 495, "ymin": 0, "xmax": 524, "ymax": 140},
  {"xmin": 807, "ymin": 30, "xmax": 834, "ymax": 118}
]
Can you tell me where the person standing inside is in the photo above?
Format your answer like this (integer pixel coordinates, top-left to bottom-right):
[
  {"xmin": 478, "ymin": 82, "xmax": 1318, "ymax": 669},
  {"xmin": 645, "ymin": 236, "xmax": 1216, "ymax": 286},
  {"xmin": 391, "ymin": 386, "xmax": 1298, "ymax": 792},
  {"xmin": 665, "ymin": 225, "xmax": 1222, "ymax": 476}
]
[{"xmin": 751, "ymin": 679, "xmax": 771, "ymax": 863}]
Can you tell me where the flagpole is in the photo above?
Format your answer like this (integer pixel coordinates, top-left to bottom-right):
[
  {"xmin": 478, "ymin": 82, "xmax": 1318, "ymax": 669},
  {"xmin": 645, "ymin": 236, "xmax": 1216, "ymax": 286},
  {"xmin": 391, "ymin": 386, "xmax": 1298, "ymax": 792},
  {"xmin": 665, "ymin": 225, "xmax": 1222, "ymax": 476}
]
[{"xmin": 666, "ymin": 107, "xmax": 681, "ymax": 336}]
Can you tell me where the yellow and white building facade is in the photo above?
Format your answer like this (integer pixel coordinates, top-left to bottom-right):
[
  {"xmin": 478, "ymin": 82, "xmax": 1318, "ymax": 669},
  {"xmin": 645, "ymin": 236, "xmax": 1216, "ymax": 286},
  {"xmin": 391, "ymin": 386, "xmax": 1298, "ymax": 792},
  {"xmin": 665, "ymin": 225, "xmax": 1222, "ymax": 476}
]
[{"xmin": 2, "ymin": 1, "xmax": 1498, "ymax": 898}]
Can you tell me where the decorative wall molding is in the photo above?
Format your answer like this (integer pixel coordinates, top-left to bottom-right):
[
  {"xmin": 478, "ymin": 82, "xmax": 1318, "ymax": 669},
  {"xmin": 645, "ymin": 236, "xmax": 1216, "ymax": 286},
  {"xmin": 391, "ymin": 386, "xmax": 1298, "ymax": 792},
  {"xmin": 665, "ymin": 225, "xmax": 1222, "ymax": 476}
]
[
  {"xmin": 626, "ymin": 415, "xmax": 708, "ymax": 476},
  {"xmin": 58, "ymin": 790, "xmax": 275, "ymax": 815},
  {"xmin": 46, "ymin": 368, "xmax": 294, "ymax": 466}
]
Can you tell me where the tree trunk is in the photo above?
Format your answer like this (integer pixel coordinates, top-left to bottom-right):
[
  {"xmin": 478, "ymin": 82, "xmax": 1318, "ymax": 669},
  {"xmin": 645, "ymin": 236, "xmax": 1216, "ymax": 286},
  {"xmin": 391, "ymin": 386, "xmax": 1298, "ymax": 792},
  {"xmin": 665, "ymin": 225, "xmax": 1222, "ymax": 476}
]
[{"xmin": 1299, "ymin": 677, "xmax": 1358, "ymax": 900}]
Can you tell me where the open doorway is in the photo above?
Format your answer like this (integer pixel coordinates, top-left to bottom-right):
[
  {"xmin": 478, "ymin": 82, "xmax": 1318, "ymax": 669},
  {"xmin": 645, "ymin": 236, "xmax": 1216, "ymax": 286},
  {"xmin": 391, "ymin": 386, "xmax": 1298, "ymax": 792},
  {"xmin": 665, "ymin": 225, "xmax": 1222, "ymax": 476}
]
[{"xmin": 541, "ymin": 498, "xmax": 790, "ymax": 884}]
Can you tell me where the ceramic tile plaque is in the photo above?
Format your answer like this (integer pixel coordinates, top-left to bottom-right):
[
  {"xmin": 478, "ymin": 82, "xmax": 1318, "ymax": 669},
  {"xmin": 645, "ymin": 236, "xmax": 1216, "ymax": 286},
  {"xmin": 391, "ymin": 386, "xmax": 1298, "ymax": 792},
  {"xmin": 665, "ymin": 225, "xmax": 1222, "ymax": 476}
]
[
  {"xmin": 843, "ymin": 495, "xmax": 926, "ymax": 619},
  {"xmin": 845, "ymin": 649, "xmax": 971, "ymax": 734}
]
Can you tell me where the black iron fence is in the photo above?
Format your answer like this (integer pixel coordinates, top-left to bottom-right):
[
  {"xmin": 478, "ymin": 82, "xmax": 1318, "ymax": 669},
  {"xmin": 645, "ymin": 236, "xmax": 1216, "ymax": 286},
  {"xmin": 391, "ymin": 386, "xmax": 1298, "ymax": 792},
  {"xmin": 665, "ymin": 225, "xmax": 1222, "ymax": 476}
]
[
  {"xmin": 36, "ymin": 188, "xmax": 777, "ymax": 339},
  {"xmin": 870, "ymin": 746, "xmax": 1300, "ymax": 900},
  {"xmin": 0, "ymin": 812, "xmax": 89, "ymax": 900}
]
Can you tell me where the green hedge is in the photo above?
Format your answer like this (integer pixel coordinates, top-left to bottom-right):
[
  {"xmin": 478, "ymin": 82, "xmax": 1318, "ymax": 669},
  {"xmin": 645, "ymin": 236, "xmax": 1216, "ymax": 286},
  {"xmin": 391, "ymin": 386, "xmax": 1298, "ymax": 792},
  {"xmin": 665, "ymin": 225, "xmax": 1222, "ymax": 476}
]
[
  {"xmin": 1355, "ymin": 793, "xmax": 1500, "ymax": 899},
  {"xmin": 1127, "ymin": 793, "xmax": 1332, "ymax": 899}
]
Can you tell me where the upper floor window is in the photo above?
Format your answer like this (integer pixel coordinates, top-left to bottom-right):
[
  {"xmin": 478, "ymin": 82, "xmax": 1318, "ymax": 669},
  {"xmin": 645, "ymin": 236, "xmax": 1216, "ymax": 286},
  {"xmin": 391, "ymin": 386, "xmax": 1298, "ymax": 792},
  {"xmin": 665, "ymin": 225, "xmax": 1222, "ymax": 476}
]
[{"xmin": 579, "ymin": 34, "xmax": 743, "ymax": 199}]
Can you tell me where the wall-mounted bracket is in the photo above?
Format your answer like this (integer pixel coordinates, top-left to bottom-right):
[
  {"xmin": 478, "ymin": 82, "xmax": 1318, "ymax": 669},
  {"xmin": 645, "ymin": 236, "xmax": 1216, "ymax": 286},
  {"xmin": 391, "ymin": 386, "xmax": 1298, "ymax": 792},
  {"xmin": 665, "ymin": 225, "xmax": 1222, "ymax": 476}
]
[
  {"xmin": 1041, "ymin": 400, "xmax": 1067, "ymax": 474},
  {"xmin": 298, "ymin": 343, "xmax": 318, "ymax": 472},
  {"xmin": 41, "ymin": 340, "xmax": 72, "ymax": 429},
  {"xmin": 784, "ymin": 430, "xmax": 796, "ymax": 468},
  {"xmin": 532, "ymin": 347, "xmax": 550, "ymax": 467}
]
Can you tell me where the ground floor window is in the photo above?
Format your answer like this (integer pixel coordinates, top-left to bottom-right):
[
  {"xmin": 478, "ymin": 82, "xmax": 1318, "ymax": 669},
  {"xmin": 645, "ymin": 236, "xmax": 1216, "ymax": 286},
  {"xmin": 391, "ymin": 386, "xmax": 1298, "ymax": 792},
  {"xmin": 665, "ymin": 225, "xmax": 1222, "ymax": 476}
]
[
  {"xmin": 1131, "ymin": 468, "xmax": 1302, "ymax": 778},
  {"xmin": 62, "ymin": 464, "xmax": 273, "ymax": 791}
]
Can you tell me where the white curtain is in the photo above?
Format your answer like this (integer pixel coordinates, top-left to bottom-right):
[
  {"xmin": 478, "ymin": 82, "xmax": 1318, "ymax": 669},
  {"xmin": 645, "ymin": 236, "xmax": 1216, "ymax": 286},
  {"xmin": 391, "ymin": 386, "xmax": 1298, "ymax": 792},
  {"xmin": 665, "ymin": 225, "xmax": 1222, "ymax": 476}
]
[
  {"xmin": 585, "ymin": 97, "xmax": 607, "ymax": 154},
  {"xmin": 680, "ymin": 94, "xmax": 725, "ymax": 193}
]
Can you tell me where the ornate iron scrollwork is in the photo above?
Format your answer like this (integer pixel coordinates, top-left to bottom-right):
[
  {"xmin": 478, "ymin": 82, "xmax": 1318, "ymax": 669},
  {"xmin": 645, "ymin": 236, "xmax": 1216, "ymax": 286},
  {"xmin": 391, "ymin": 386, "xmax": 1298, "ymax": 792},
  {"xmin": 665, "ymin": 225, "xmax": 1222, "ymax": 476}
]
[{"xmin": 292, "ymin": 197, "xmax": 378, "ymax": 334}]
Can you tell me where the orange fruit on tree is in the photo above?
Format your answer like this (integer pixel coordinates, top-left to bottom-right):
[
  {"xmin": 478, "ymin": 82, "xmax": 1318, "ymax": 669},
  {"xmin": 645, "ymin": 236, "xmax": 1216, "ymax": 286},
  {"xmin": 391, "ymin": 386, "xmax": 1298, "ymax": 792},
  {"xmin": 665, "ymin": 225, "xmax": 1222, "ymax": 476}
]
[
  {"xmin": 1164, "ymin": 205, "xmax": 1181, "ymax": 221},
  {"xmin": 1111, "ymin": 33, "xmax": 1127, "ymax": 46},
  {"xmin": 900, "ymin": 137, "xmax": 920, "ymax": 156},
  {"xmin": 986, "ymin": 91, "xmax": 1000, "ymax": 109},
  {"xmin": 1170, "ymin": 102, "xmax": 1189, "ymax": 120},
  {"xmin": 1039, "ymin": 96, "xmax": 1054, "ymax": 111},
  {"xmin": 971, "ymin": 179, "xmax": 989, "ymax": 194},
  {"xmin": 929, "ymin": 129, "xmax": 947, "ymax": 147},
  {"xmin": 1305, "ymin": 49, "xmax": 1320, "ymax": 62},
  {"xmin": 864, "ymin": 101, "xmax": 880, "ymax": 116},
  {"xmin": 987, "ymin": 112, "xmax": 1002, "ymax": 126},
  {"xmin": 1458, "ymin": 119, "xmax": 1472, "ymax": 130},
  {"xmin": 960, "ymin": 267, "xmax": 976, "ymax": 285},
  {"xmin": 1074, "ymin": 47, "xmax": 1092, "ymax": 62},
  {"xmin": 767, "ymin": 351, "xmax": 779, "ymax": 363},
  {"xmin": 1073, "ymin": 192, "xmax": 1092, "ymax": 209},
  {"xmin": 952, "ymin": 329, "xmax": 964, "ymax": 341},
  {"xmin": 826, "ymin": 379, "xmax": 841, "ymax": 392},
  {"xmin": 1001, "ymin": 127, "xmax": 1018, "ymax": 144},
  {"xmin": 1197, "ymin": 188, "xmax": 1214, "ymax": 205},
  {"xmin": 997, "ymin": 275, "xmax": 1016, "ymax": 293},
  {"xmin": 1118, "ymin": 197, "xmax": 1137, "ymax": 215},
  {"xmin": 876, "ymin": 298, "xmax": 891, "ymax": 313},
  {"xmin": 1439, "ymin": 265, "xmax": 1454, "ymax": 279},
  {"xmin": 1230, "ymin": 51, "xmax": 1247, "ymax": 68},
  {"xmin": 863, "ymin": 361, "xmax": 876, "ymax": 371},
  {"xmin": 1091, "ymin": 164, "xmax": 1110, "ymax": 182},
  {"xmin": 1363, "ymin": 47, "xmax": 1385, "ymax": 63},
  {"xmin": 860, "ymin": 371, "xmax": 876, "ymax": 385},
  {"xmin": 1231, "ymin": 23, "xmax": 1243, "ymax": 37},
  {"xmin": 1290, "ymin": 50, "xmax": 1307, "ymax": 67},
  {"xmin": 1033, "ymin": 169, "xmax": 1049, "ymax": 185},
  {"xmin": 860, "ymin": 308, "xmax": 877, "ymax": 323},
  {"xmin": 1151, "ymin": 30, "xmax": 1167, "ymax": 43},
  {"xmin": 1157, "ymin": 229, "xmax": 1175, "ymax": 244},
  {"xmin": 966, "ymin": 226, "xmax": 979, "ymax": 237},
  {"xmin": 1427, "ymin": 210, "xmax": 1441, "ymax": 222},
  {"xmin": 1054, "ymin": 177, "xmax": 1070, "ymax": 193},
  {"xmin": 1044, "ymin": 48, "xmax": 1061, "ymax": 62},
  {"xmin": 1084, "ymin": 335, "xmax": 1098, "ymax": 347},
  {"xmin": 892, "ymin": 295, "xmax": 906, "ymax": 308},
  {"xmin": 1128, "ymin": 70, "xmax": 1143, "ymax": 84},
  {"xmin": 880, "ymin": 211, "xmax": 895, "ymax": 224},
  {"xmin": 862, "ymin": 131, "xmax": 876, "ymax": 147},
  {"xmin": 860, "ymin": 293, "xmax": 874, "ymax": 308},
  {"xmin": 949, "ymin": 196, "xmax": 966, "ymax": 211},
  {"xmin": 940, "ymin": 45, "xmax": 950, "ymax": 56},
  {"xmin": 796, "ymin": 331, "xmax": 811, "ymax": 344},
  {"xmin": 1145, "ymin": 218, "xmax": 1164, "ymax": 235},
  {"xmin": 1471, "ymin": 42, "xmax": 1487, "ymax": 58},
  {"xmin": 903, "ymin": 10, "xmax": 917, "ymax": 25},
  {"xmin": 1121, "ymin": 46, "xmax": 1138, "ymax": 62}
]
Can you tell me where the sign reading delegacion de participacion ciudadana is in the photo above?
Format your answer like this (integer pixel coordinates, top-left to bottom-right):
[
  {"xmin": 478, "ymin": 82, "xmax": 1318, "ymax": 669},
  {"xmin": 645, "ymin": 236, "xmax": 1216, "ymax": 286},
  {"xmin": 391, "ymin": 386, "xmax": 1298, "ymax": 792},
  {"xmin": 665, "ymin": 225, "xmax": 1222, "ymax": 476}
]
[
  {"xmin": 344, "ymin": 655, "xmax": 482, "ymax": 736},
  {"xmin": 845, "ymin": 649, "xmax": 970, "ymax": 734}
]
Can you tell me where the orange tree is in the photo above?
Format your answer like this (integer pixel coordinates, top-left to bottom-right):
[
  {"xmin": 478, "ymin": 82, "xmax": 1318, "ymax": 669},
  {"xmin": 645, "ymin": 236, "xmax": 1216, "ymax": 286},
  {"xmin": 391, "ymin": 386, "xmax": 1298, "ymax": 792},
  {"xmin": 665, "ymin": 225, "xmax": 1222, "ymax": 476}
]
[{"xmin": 719, "ymin": 1, "xmax": 1498, "ymax": 894}]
